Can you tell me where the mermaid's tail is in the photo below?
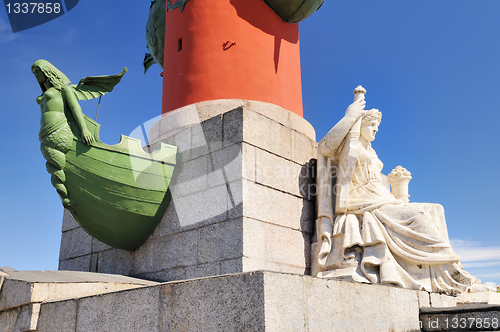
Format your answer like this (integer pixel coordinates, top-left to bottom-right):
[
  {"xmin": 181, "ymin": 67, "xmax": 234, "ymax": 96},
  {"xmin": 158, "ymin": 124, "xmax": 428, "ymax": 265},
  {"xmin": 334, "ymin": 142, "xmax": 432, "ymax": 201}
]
[{"xmin": 40, "ymin": 124, "xmax": 74, "ymax": 208}]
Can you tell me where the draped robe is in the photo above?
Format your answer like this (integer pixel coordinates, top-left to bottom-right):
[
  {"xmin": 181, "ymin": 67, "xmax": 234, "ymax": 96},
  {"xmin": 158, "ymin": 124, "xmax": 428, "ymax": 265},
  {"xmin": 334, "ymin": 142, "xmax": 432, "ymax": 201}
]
[{"xmin": 312, "ymin": 139, "xmax": 476, "ymax": 294}]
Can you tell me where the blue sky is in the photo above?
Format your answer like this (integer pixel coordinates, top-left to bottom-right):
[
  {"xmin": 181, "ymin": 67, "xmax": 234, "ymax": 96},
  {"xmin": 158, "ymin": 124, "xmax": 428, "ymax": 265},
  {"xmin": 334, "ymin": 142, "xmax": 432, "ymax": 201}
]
[{"xmin": 1, "ymin": 0, "xmax": 500, "ymax": 286}]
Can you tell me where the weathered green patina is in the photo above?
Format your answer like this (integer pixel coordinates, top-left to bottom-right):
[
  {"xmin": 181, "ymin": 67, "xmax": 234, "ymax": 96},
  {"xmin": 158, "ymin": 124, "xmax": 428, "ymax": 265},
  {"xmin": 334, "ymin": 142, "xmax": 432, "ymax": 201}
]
[
  {"xmin": 167, "ymin": 0, "xmax": 190, "ymax": 12},
  {"xmin": 33, "ymin": 60, "xmax": 177, "ymax": 251},
  {"xmin": 144, "ymin": 0, "xmax": 166, "ymax": 73},
  {"xmin": 263, "ymin": 0, "xmax": 325, "ymax": 23}
]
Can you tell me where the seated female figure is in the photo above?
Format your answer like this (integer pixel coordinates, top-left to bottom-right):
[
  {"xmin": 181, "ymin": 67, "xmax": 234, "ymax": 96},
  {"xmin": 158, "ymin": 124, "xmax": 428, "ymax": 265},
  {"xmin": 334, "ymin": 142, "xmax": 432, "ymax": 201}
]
[{"xmin": 311, "ymin": 96, "xmax": 482, "ymax": 295}]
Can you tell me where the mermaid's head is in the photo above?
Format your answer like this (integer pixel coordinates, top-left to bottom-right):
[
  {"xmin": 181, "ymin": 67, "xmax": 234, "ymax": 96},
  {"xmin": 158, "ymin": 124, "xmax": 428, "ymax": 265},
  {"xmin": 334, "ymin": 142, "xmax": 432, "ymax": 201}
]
[{"xmin": 32, "ymin": 60, "xmax": 71, "ymax": 92}]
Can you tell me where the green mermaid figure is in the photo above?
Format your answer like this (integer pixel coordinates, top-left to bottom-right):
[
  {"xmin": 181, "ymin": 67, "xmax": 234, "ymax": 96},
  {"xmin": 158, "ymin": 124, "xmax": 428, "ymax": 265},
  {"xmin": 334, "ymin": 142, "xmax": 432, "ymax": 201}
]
[
  {"xmin": 31, "ymin": 60, "xmax": 178, "ymax": 251},
  {"xmin": 32, "ymin": 59, "xmax": 126, "ymax": 209}
]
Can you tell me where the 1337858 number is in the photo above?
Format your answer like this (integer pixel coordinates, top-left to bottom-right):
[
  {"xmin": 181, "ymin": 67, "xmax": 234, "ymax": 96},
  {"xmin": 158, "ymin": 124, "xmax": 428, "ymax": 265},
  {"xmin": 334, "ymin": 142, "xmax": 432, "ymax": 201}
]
[
  {"xmin": 445, "ymin": 317, "xmax": 499, "ymax": 329},
  {"xmin": 5, "ymin": 3, "xmax": 61, "ymax": 14}
]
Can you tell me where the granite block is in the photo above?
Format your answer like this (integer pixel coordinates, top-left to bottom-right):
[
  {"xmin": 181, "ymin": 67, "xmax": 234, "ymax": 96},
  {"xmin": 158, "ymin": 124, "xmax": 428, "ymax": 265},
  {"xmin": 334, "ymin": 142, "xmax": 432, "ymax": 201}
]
[
  {"xmin": 264, "ymin": 221, "xmax": 310, "ymax": 269},
  {"xmin": 149, "ymin": 100, "xmax": 315, "ymax": 144},
  {"xmin": 207, "ymin": 143, "xmax": 243, "ymax": 188},
  {"xmin": 38, "ymin": 300, "xmax": 77, "ymax": 332},
  {"xmin": 171, "ymin": 184, "xmax": 229, "ymax": 228},
  {"xmin": 220, "ymin": 258, "xmax": 243, "ymax": 275},
  {"xmin": 195, "ymin": 100, "xmax": 245, "ymax": 123},
  {"xmin": 255, "ymin": 147, "xmax": 302, "ymax": 196},
  {"xmin": 242, "ymin": 218, "xmax": 309, "ymax": 272},
  {"xmin": 247, "ymin": 100, "xmax": 291, "ymax": 128},
  {"xmin": 242, "ymin": 179, "xmax": 312, "ymax": 233},
  {"xmin": 136, "ymin": 267, "xmax": 187, "ymax": 283},
  {"xmin": 242, "ymin": 218, "xmax": 267, "ymax": 263},
  {"xmin": 61, "ymin": 209, "xmax": 79, "ymax": 232},
  {"xmin": 171, "ymin": 154, "xmax": 209, "ymax": 198},
  {"xmin": 91, "ymin": 237, "xmax": 111, "ymax": 253},
  {"xmin": 227, "ymin": 180, "xmax": 243, "ymax": 219},
  {"xmin": 291, "ymin": 130, "xmax": 317, "ymax": 166},
  {"xmin": 189, "ymin": 121, "xmax": 210, "ymax": 160},
  {"xmin": 0, "ymin": 306, "xmax": 22, "ymax": 332},
  {"xmin": 303, "ymin": 277, "xmax": 421, "ymax": 332},
  {"xmin": 185, "ymin": 262, "xmax": 221, "ymax": 280},
  {"xmin": 200, "ymin": 114, "xmax": 223, "ymax": 153},
  {"xmin": 59, "ymin": 227, "xmax": 92, "ymax": 261},
  {"xmin": 160, "ymin": 272, "xmax": 265, "ymax": 332},
  {"xmin": 241, "ymin": 256, "xmax": 268, "ymax": 272},
  {"xmin": 243, "ymin": 109, "xmax": 292, "ymax": 159},
  {"xmin": 96, "ymin": 249, "xmax": 134, "ymax": 276},
  {"xmin": 150, "ymin": 200, "xmax": 181, "ymax": 237},
  {"xmin": 264, "ymin": 260, "xmax": 309, "ymax": 275},
  {"xmin": 242, "ymin": 142, "xmax": 256, "ymax": 182},
  {"xmin": 0, "ymin": 304, "xmax": 31, "ymax": 332},
  {"xmin": 58, "ymin": 255, "xmax": 91, "ymax": 272},
  {"xmin": 3, "ymin": 271, "xmax": 431, "ymax": 332},
  {"xmin": 133, "ymin": 230, "xmax": 198, "ymax": 275},
  {"xmin": 222, "ymin": 106, "xmax": 244, "ymax": 146},
  {"xmin": 76, "ymin": 286, "xmax": 160, "ymax": 332},
  {"xmin": 289, "ymin": 112, "xmax": 316, "ymax": 142},
  {"xmin": 171, "ymin": 123, "xmax": 192, "ymax": 162},
  {"xmin": 90, "ymin": 253, "xmax": 98, "ymax": 272},
  {"xmin": 263, "ymin": 272, "xmax": 306, "ymax": 331},
  {"xmin": 198, "ymin": 218, "xmax": 243, "ymax": 264},
  {"xmin": 0, "ymin": 279, "xmax": 31, "ymax": 311}
]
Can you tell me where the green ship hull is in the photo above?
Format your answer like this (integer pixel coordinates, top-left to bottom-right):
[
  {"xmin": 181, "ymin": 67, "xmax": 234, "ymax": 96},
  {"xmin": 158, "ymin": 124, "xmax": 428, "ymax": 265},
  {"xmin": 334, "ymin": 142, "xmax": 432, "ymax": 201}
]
[{"xmin": 64, "ymin": 115, "xmax": 177, "ymax": 251}]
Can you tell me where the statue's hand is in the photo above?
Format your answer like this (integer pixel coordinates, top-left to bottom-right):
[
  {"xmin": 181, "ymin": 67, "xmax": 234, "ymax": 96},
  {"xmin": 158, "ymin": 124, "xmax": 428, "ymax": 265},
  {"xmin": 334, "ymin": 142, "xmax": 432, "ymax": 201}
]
[
  {"xmin": 345, "ymin": 97, "xmax": 366, "ymax": 120},
  {"xmin": 388, "ymin": 166, "xmax": 411, "ymax": 203},
  {"xmin": 81, "ymin": 129, "xmax": 95, "ymax": 145}
]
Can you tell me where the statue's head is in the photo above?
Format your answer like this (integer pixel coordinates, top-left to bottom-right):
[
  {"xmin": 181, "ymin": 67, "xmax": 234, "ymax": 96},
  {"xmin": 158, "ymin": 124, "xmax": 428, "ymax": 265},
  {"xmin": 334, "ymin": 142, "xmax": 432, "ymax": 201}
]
[
  {"xmin": 360, "ymin": 109, "xmax": 382, "ymax": 143},
  {"xmin": 32, "ymin": 60, "xmax": 70, "ymax": 92},
  {"xmin": 362, "ymin": 109, "xmax": 382, "ymax": 126}
]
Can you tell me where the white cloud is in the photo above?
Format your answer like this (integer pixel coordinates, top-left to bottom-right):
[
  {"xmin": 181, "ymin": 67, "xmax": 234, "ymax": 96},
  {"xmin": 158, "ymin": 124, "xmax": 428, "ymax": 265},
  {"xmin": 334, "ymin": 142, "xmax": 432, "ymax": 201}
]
[
  {"xmin": 450, "ymin": 239, "xmax": 500, "ymax": 262},
  {"xmin": 450, "ymin": 239, "xmax": 482, "ymax": 248},
  {"xmin": 463, "ymin": 261, "xmax": 500, "ymax": 268},
  {"xmin": 0, "ymin": 18, "xmax": 17, "ymax": 43},
  {"xmin": 475, "ymin": 272, "xmax": 500, "ymax": 280}
]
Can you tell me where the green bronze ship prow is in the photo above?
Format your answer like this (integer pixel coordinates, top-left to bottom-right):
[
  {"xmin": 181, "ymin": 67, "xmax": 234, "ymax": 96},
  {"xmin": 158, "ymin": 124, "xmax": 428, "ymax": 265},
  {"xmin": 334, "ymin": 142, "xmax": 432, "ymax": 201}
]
[
  {"xmin": 33, "ymin": 60, "xmax": 177, "ymax": 251},
  {"xmin": 64, "ymin": 115, "xmax": 177, "ymax": 251}
]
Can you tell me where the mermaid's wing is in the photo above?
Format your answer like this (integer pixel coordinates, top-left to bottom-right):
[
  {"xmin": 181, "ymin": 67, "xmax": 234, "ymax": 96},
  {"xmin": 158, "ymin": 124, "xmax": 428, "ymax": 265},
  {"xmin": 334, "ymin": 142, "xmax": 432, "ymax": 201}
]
[{"xmin": 71, "ymin": 68, "xmax": 127, "ymax": 101}]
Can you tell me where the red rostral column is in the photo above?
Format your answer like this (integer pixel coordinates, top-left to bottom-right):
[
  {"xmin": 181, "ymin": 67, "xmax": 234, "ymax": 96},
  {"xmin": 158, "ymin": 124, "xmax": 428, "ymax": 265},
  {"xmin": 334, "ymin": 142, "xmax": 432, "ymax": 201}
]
[{"xmin": 162, "ymin": 0, "xmax": 303, "ymax": 117}]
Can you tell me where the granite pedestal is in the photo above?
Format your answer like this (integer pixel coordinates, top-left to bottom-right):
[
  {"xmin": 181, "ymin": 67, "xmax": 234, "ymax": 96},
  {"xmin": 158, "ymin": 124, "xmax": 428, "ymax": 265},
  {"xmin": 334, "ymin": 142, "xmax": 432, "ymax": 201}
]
[{"xmin": 58, "ymin": 100, "xmax": 317, "ymax": 282}]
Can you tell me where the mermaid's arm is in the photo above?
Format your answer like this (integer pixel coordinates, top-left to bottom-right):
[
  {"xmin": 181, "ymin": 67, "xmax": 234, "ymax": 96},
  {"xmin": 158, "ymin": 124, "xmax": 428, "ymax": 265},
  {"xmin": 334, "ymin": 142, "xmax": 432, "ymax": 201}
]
[{"xmin": 62, "ymin": 86, "xmax": 95, "ymax": 145}]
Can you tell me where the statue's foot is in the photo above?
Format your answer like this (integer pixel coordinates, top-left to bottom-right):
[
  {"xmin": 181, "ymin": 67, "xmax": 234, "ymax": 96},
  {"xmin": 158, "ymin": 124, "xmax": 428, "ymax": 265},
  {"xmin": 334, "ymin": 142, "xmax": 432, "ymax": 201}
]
[{"xmin": 62, "ymin": 197, "xmax": 76, "ymax": 208}]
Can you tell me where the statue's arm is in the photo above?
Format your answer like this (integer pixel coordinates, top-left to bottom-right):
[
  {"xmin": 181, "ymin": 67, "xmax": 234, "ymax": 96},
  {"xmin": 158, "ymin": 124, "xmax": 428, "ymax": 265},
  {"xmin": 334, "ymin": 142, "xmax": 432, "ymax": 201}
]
[
  {"xmin": 62, "ymin": 86, "xmax": 95, "ymax": 145},
  {"xmin": 318, "ymin": 99, "xmax": 365, "ymax": 157}
]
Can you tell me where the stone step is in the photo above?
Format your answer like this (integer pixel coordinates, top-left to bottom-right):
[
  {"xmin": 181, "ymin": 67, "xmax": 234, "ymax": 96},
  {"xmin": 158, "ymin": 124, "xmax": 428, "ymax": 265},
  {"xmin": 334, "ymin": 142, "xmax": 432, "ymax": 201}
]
[{"xmin": 420, "ymin": 304, "xmax": 500, "ymax": 331}]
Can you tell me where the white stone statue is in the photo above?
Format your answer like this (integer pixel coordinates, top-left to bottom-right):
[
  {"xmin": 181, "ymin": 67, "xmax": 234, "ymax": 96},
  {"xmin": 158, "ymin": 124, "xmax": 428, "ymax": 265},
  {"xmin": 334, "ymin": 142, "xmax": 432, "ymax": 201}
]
[{"xmin": 311, "ymin": 86, "xmax": 487, "ymax": 295}]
